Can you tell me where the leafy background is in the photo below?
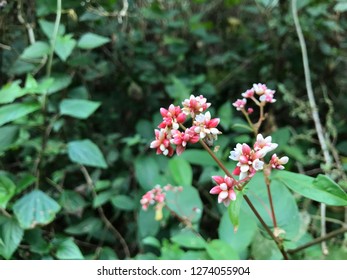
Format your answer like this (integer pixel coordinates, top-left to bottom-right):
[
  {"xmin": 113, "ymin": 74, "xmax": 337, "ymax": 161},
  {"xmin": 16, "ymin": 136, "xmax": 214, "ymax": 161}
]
[{"xmin": 0, "ymin": 0, "xmax": 347, "ymax": 260}]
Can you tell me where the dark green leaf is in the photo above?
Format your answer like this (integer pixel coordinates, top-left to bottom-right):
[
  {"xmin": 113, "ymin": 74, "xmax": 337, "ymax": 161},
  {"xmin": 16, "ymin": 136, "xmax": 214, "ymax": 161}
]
[
  {"xmin": 165, "ymin": 185, "xmax": 203, "ymax": 223},
  {"xmin": 0, "ymin": 126, "xmax": 20, "ymax": 152},
  {"xmin": 171, "ymin": 229, "xmax": 206, "ymax": 249},
  {"xmin": 0, "ymin": 217, "xmax": 24, "ymax": 259},
  {"xmin": 228, "ymin": 190, "xmax": 243, "ymax": 231},
  {"xmin": 111, "ymin": 195, "xmax": 135, "ymax": 211},
  {"xmin": 67, "ymin": 139, "xmax": 108, "ymax": 169},
  {"xmin": 13, "ymin": 190, "xmax": 61, "ymax": 229},
  {"xmin": 168, "ymin": 157, "xmax": 193, "ymax": 186},
  {"xmin": 205, "ymin": 239, "xmax": 239, "ymax": 260},
  {"xmin": 135, "ymin": 155, "xmax": 160, "ymax": 190},
  {"xmin": 77, "ymin": 33, "xmax": 110, "ymax": 49},
  {"xmin": 60, "ymin": 99, "xmax": 100, "ymax": 119},
  {"xmin": 273, "ymin": 171, "xmax": 347, "ymax": 206},
  {"xmin": 55, "ymin": 238, "xmax": 84, "ymax": 260},
  {"xmin": 20, "ymin": 41, "xmax": 50, "ymax": 59},
  {"xmin": 0, "ymin": 102, "xmax": 40, "ymax": 126},
  {"xmin": 54, "ymin": 34, "xmax": 77, "ymax": 61},
  {"xmin": 0, "ymin": 175, "xmax": 16, "ymax": 208}
]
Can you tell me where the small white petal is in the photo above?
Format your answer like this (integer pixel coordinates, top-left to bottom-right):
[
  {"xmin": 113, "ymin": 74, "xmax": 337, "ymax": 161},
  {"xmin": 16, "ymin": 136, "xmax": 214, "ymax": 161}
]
[
  {"xmin": 160, "ymin": 144, "xmax": 166, "ymax": 152},
  {"xmin": 219, "ymin": 191, "xmax": 228, "ymax": 200},
  {"xmin": 220, "ymin": 183, "xmax": 228, "ymax": 191},
  {"xmin": 239, "ymin": 172, "xmax": 248, "ymax": 180},
  {"xmin": 163, "ymin": 149, "xmax": 169, "ymax": 156},
  {"xmin": 240, "ymin": 164, "xmax": 250, "ymax": 173},
  {"xmin": 280, "ymin": 156, "xmax": 289, "ymax": 164}
]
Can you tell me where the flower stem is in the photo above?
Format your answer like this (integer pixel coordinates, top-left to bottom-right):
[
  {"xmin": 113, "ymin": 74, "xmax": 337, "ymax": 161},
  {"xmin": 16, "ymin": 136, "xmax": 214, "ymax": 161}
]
[
  {"xmin": 243, "ymin": 195, "xmax": 289, "ymax": 260},
  {"xmin": 264, "ymin": 170, "xmax": 278, "ymax": 228},
  {"xmin": 199, "ymin": 139, "xmax": 234, "ymax": 179}
]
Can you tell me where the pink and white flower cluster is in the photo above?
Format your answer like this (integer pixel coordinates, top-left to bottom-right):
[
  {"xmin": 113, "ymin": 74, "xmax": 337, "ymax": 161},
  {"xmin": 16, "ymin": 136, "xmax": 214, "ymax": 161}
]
[
  {"xmin": 233, "ymin": 83, "xmax": 276, "ymax": 112},
  {"xmin": 229, "ymin": 134, "xmax": 288, "ymax": 180},
  {"xmin": 140, "ymin": 184, "xmax": 183, "ymax": 211},
  {"xmin": 209, "ymin": 175, "xmax": 237, "ymax": 206},
  {"xmin": 150, "ymin": 95, "xmax": 221, "ymax": 156}
]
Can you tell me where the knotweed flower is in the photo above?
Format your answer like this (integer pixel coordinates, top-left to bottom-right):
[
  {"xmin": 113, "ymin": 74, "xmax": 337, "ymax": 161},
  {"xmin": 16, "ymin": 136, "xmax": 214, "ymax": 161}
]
[
  {"xmin": 209, "ymin": 175, "xmax": 237, "ymax": 207},
  {"xmin": 253, "ymin": 134, "xmax": 278, "ymax": 155},
  {"xmin": 140, "ymin": 185, "xmax": 166, "ymax": 210},
  {"xmin": 171, "ymin": 127, "xmax": 200, "ymax": 155},
  {"xmin": 259, "ymin": 89, "xmax": 276, "ymax": 103},
  {"xmin": 232, "ymin": 98, "xmax": 247, "ymax": 111},
  {"xmin": 193, "ymin": 111, "xmax": 221, "ymax": 145},
  {"xmin": 158, "ymin": 104, "xmax": 186, "ymax": 130},
  {"xmin": 269, "ymin": 154, "xmax": 289, "ymax": 170},
  {"xmin": 241, "ymin": 88, "xmax": 255, "ymax": 98},
  {"xmin": 150, "ymin": 129, "xmax": 174, "ymax": 156},
  {"xmin": 182, "ymin": 95, "xmax": 211, "ymax": 117},
  {"xmin": 229, "ymin": 143, "xmax": 265, "ymax": 180},
  {"xmin": 253, "ymin": 83, "xmax": 268, "ymax": 95}
]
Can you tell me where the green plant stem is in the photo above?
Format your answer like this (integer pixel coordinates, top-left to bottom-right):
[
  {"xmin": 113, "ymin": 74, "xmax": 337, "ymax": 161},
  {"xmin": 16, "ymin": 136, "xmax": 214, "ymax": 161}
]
[
  {"xmin": 287, "ymin": 227, "xmax": 347, "ymax": 255},
  {"xmin": 264, "ymin": 171, "xmax": 278, "ymax": 228},
  {"xmin": 199, "ymin": 139, "xmax": 289, "ymax": 260},
  {"xmin": 34, "ymin": 0, "xmax": 61, "ymax": 188},
  {"xmin": 46, "ymin": 0, "xmax": 61, "ymax": 77}
]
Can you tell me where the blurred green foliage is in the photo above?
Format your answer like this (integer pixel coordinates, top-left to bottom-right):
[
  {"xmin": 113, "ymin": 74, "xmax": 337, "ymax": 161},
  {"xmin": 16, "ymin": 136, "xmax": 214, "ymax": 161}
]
[{"xmin": 0, "ymin": 0, "xmax": 346, "ymax": 260}]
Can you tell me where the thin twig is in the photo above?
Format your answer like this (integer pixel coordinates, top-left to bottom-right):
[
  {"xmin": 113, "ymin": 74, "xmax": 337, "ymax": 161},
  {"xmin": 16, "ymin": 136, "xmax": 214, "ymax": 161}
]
[
  {"xmin": 287, "ymin": 227, "xmax": 347, "ymax": 255},
  {"xmin": 80, "ymin": 165, "xmax": 131, "ymax": 259},
  {"xmin": 292, "ymin": 0, "xmax": 333, "ymax": 255}
]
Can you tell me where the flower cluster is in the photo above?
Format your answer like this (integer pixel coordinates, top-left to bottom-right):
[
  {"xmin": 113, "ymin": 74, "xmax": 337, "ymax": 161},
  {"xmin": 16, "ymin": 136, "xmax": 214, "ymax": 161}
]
[
  {"xmin": 233, "ymin": 83, "xmax": 276, "ymax": 112},
  {"xmin": 150, "ymin": 95, "xmax": 221, "ymax": 156},
  {"xmin": 229, "ymin": 134, "xmax": 288, "ymax": 180},
  {"xmin": 209, "ymin": 175, "xmax": 237, "ymax": 206},
  {"xmin": 140, "ymin": 185, "xmax": 183, "ymax": 220}
]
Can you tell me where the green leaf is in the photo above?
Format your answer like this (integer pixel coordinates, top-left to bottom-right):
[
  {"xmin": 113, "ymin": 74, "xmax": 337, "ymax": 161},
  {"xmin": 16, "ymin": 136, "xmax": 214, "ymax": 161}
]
[
  {"xmin": 55, "ymin": 238, "xmax": 84, "ymax": 260},
  {"xmin": 251, "ymin": 231, "xmax": 283, "ymax": 260},
  {"xmin": 245, "ymin": 172, "xmax": 300, "ymax": 240},
  {"xmin": 0, "ymin": 217, "xmax": 24, "ymax": 259},
  {"xmin": 205, "ymin": 239, "xmax": 239, "ymax": 260},
  {"xmin": 111, "ymin": 195, "xmax": 135, "ymax": 211},
  {"xmin": 334, "ymin": 3, "xmax": 347, "ymax": 12},
  {"xmin": 0, "ymin": 126, "xmax": 20, "ymax": 152},
  {"xmin": 0, "ymin": 175, "xmax": 16, "ymax": 209},
  {"xmin": 20, "ymin": 41, "xmax": 50, "ymax": 60},
  {"xmin": 134, "ymin": 155, "xmax": 160, "ymax": 190},
  {"xmin": 0, "ymin": 102, "xmax": 40, "ymax": 126},
  {"xmin": 165, "ymin": 185, "xmax": 203, "ymax": 223},
  {"xmin": 54, "ymin": 34, "xmax": 77, "ymax": 61},
  {"xmin": 65, "ymin": 217, "xmax": 103, "ymax": 236},
  {"xmin": 38, "ymin": 19, "xmax": 65, "ymax": 39},
  {"xmin": 218, "ymin": 210, "xmax": 258, "ymax": 257},
  {"xmin": 138, "ymin": 208, "xmax": 160, "ymax": 238},
  {"xmin": 67, "ymin": 139, "xmax": 108, "ymax": 169},
  {"xmin": 59, "ymin": 190, "xmax": 87, "ymax": 213},
  {"xmin": 97, "ymin": 247, "xmax": 119, "ymax": 260},
  {"xmin": 228, "ymin": 190, "xmax": 244, "ymax": 231},
  {"xmin": 165, "ymin": 77, "xmax": 191, "ymax": 102},
  {"xmin": 180, "ymin": 149, "xmax": 219, "ymax": 167},
  {"xmin": 39, "ymin": 74, "xmax": 72, "ymax": 95},
  {"xmin": 218, "ymin": 101, "xmax": 233, "ymax": 130},
  {"xmin": 77, "ymin": 33, "xmax": 110, "ymax": 49},
  {"xmin": 0, "ymin": 80, "xmax": 25, "ymax": 104},
  {"xmin": 273, "ymin": 171, "xmax": 347, "ymax": 206},
  {"xmin": 13, "ymin": 190, "xmax": 61, "ymax": 229},
  {"xmin": 60, "ymin": 99, "xmax": 101, "ymax": 119},
  {"xmin": 168, "ymin": 157, "xmax": 193, "ymax": 186},
  {"xmin": 16, "ymin": 174, "xmax": 36, "ymax": 194},
  {"xmin": 171, "ymin": 229, "xmax": 206, "ymax": 249},
  {"xmin": 142, "ymin": 236, "xmax": 161, "ymax": 248}
]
